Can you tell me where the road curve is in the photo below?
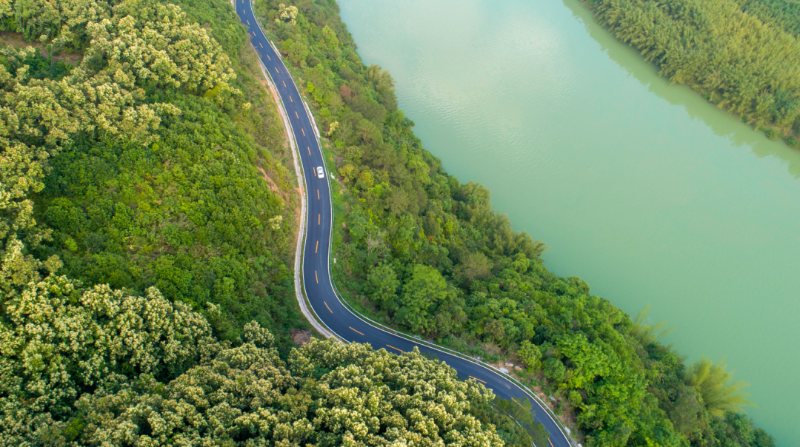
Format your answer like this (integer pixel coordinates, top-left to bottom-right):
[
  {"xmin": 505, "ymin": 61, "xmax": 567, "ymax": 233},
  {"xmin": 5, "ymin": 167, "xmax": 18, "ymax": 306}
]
[{"xmin": 236, "ymin": 3, "xmax": 574, "ymax": 446}]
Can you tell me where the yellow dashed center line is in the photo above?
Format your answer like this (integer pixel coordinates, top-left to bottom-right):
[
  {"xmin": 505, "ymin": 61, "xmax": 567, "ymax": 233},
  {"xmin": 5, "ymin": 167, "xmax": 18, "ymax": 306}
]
[
  {"xmin": 469, "ymin": 376, "xmax": 487, "ymax": 384},
  {"xmin": 274, "ymin": 66, "xmax": 278, "ymax": 73},
  {"xmin": 247, "ymin": 20, "xmax": 250, "ymax": 25},
  {"xmin": 259, "ymin": 42, "xmax": 263, "ymax": 48},
  {"xmin": 315, "ymin": 271, "xmax": 318, "ymax": 283},
  {"xmin": 267, "ymin": 55, "xmax": 271, "ymax": 60},
  {"xmin": 386, "ymin": 345, "xmax": 403, "ymax": 353},
  {"xmin": 349, "ymin": 327, "xmax": 364, "ymax": 336},
  {"xmin": 289, "ymin": 95, "xmax": 293, "ymax": 102},
  {"xmin": 307, "ymin": 146, "xmax": 311, "ymax": 155},
  {"xmin": 315, "ymin": 241, "xmax": 318, "ymax": 253},
  {"xmin": 318, "ymin": 214, "xmax": 320, "ymax": 225},
  {"xmin": 301, "ymin": 128, "xmax": 305, "ymax": 136},
  {"xmin": 295, "ymin": 111, "xmax": 299, "ymax": 118},
  {"xmin": 511, "ymin": 397, "xmax": 526, "ymax": 409},
  {"xmin": 283, "ymin": 81, "xmax": 286, "ymax": 87},
  {"xmin": 324, "ymin": 301, "xmax": 332, "ymax": 313},
  {"xmin": 317, "ymin": 189, "xmax": 320, "ymax": 200}
]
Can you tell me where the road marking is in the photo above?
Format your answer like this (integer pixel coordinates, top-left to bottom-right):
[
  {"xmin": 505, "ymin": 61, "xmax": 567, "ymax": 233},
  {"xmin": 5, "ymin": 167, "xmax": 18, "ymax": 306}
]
[
  {"xmin": 318, "ymin": 214, "xmax": 320, "ymax": 225},
  {"xmin": 252, "ymin": 32, "xmax": 256, "ymax": 37},
  {"xmin": 386, "ymin": 345, "xmax": 403, "ymax": 353},
  {"xmin": 259, "ymin": 43, "xmax": 263, "ymax": 48},
  {"xmin": 289, "ymin": 95, "xmax": 293, "ymax": 102},
  {"xmin": 317, "ymin": 189, "xmax": 319, "ymax": 199},
  {"xmin": 247, "ymin": 20, "xmax": 250, "ymax": 25},
  {"xmin": 349, "ymin": 327, "xmax": 364, "ymax": 336},
  {"xmin": 315, "ymin": 271, "xmax": 318, "ymax": 283},
  {"xmin": 307, "ymin": 146, "xmax": 311, "ymax": 155},
  {"xmin": 267, "ymin": 55, "xmax": 271, "ymax": 61},
  {"xmin": 274, "ymin": 67, "xmax": 278, "ymax": 73},
  {"xmin": 295, "ymin": 111, "xmax": 299, "ymax": 118},
  {"xmin": 315, "ymin": 240, "xmax": 318, "ymax": 253},
  {"xmin": 324, "ymin": 301, "xmax": 332, "ymax": 313},
  {"xmin": 469, "ymin": 376, "xmax": 487, "ymax": 384},
  {"xmin": 511, "ymin": 397, "xmax": 529, "ymax": 410},
  {"xmin": 283, "ymin": 81, "xmax": 286, "ymax": 87},
  {"xmin": 301, "ymin": 128, "xmax": 305, "ymax": 136},
  {"xmin": 549, "ymin": 439, "xmax": 554, "ymax": 447}
]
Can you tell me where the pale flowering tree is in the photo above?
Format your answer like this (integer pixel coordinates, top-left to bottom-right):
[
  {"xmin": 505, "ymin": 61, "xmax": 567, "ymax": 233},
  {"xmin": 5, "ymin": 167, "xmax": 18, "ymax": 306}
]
[
  {"xmin": 84, "ymin": 3, "xmax": 238, "ymax": 95},
  {"xmin": 0, "ymin": 277, "xmax": 220, "ymax": 444},
  {"xmin": 275, "ymin": 3, "xmax": 299, "ymax": 25},
  {"xmin": 76, "ymin": 335, "xmax": 506, "ymax": 446}
]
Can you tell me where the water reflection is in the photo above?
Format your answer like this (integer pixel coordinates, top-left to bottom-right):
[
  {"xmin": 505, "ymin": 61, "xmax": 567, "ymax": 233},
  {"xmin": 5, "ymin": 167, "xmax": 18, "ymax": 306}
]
[{"xmin": 561, "ymin": 0, "xmax": 800, "ymax": 178}]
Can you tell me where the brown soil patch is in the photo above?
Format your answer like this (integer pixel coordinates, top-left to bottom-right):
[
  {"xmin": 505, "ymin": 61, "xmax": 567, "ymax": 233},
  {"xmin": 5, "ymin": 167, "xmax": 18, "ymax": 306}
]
[
  {"xmin": 290, "ymin": 328, "xmax": 312, "ymax": 346},
  {"xmin": 257, "ymin": 165, "xmax": 289, "ymax": 203},
  {"xmin": 0, "ymin": 31, "xmax": 82, "ymax": 64}
]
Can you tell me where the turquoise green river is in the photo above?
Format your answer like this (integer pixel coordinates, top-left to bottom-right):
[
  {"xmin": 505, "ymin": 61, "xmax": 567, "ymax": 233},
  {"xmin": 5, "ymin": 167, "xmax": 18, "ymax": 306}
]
[{"xmin": 338, "ymin": 0, "xmax": 800, "ymax": 444}]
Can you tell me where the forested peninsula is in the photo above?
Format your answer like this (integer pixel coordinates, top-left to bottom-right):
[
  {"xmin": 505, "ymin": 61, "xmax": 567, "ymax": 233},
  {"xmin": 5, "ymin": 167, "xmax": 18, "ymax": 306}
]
[
  {"xmin": 585, "ymin": 0, "xmax": 800, "ymax": 148},
  {"xmin": 0, "ymin": 0, "xmax": 780, "ymax": 445}
]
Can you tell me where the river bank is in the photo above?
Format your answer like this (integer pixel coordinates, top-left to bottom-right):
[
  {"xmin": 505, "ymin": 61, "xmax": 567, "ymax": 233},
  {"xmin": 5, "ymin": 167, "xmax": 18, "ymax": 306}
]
[{"xmin": 338, "ymin": 0, "xmax": 800, "ymax": 444}]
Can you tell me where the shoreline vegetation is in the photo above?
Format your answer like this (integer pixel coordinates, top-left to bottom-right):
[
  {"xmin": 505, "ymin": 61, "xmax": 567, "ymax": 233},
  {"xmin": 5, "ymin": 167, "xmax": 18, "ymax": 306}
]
[
  {"xmin": 585, "ymin": 0, "xmax": 800, "ymax": 149},
  {"xmin": 252, "ymin": 0, "xmax": 777, "ymax": 445}
]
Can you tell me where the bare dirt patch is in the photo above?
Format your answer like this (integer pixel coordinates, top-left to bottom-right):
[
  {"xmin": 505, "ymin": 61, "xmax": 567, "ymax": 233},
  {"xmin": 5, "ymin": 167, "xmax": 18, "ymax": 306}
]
[
  {"xmin": 290, "ymin": 328, "xmax": 312, "ymax": 346},
  {"xmin": 257, "ymin": 165, "xmax": 289, "ymax": 202},
  {"xmin": 0, "ymin": 31, "xmax": 82, "ymax": 64}
]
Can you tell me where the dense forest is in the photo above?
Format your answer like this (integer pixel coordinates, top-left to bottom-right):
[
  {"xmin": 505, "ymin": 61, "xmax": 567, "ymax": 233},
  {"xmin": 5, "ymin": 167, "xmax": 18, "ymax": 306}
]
[
  {"xmin": 584, "ymin": 0, "xmax": 800, "ymax": 147},
  {"xmin": 2, "ymin": 0, "xmax": 305, "ymax": 343},
  {"xmin": 252, "ymin": 0, "xmax": 778, "ymax": 445},
  {"xmin": 0, "ymin": 0, "xmax": 548, "ymax": 444},
  {"xmin": 0, "ymin": 275, "xmax": 510, "ymax": 445}
]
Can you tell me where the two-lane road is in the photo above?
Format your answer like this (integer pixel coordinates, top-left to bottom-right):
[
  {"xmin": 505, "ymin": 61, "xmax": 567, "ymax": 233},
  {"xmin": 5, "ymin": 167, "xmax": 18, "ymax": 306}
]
[{"xmin": 235, "ymin": 3, "xmax": 573, "ymax": 446}]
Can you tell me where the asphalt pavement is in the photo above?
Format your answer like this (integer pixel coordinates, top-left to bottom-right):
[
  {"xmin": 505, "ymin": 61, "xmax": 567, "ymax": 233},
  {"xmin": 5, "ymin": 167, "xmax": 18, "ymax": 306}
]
[{"xmin": 235, "ymin": 3, "xmax": 574, "ymax": 445}]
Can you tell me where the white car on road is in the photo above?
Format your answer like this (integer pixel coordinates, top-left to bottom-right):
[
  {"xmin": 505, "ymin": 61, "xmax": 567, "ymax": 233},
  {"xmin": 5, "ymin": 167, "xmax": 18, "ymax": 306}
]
[{"xmin": 316, "ymin": 166, "xmax": 325, "ymax": 178}]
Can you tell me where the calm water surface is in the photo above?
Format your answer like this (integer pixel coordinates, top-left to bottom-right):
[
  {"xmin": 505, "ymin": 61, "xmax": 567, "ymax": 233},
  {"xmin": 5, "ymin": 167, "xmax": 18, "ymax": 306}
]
[{"xmin": 339, "ymin": 0, "xmax": 800, "ymax": 443}]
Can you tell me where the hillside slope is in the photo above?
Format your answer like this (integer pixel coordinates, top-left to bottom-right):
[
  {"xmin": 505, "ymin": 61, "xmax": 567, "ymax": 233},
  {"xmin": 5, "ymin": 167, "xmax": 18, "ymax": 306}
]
[{"xmin": 0, "ymin": 0, "xmax": 542, "ymax": 444}]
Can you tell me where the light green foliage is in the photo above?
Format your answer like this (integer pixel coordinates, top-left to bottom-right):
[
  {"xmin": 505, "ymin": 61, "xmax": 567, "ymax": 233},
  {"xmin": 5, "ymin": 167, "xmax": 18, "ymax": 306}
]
[
  {"xmin": 687, "ymin": 357, "xmax": 754, "ymax": 417},
  {"xmin": 557, "ymin": 334, "xmax": 610, "ymax": 390},
  {"xmin": 365, "ymin": 263, "xmax": 399, "ymax": 309},
  {"xmin": 631, "ymin": 304, "xmax": 674, "ymax": 346},
  {"xmin": 397, "ymin": 264, "xmax": 455, "ymax": 333},
  {"xmin": 254, "ymin": 0, "xmax": 776, "ymax": 445},
  {"xmin": 454, "ymin": 251, "xmax": 492, "ymax": 284},
  {"xmin": 518, "ymin": 341, "xmax": 542, "ymax": 370},
  {"xmin": 591, "ymin": 0, "xmax": 800, "ymax": 142},
  {"xmin": 280, "ymin": 38, "xmax": 309, "ymax": 66},
  {"xmin": 321, "ymin": 25, "xmax": 339, "ymax": 53},
  {"xmin": 543, "ymin": 358, "xmax": 566, "ymax": 383}
]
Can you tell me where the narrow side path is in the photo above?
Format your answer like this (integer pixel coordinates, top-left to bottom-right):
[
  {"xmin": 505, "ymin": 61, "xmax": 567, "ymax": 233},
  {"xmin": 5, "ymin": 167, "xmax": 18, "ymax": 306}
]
[{"xmin": 235, "ymin": 3, "xmax": 575, "ymax": 446}]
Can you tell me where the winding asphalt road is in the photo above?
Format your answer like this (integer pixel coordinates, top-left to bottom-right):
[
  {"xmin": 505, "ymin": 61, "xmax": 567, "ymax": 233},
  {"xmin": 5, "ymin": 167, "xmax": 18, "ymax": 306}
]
[{"xmin": 235, "ymin": 3, "xmax": 573, "ymax": 446}]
